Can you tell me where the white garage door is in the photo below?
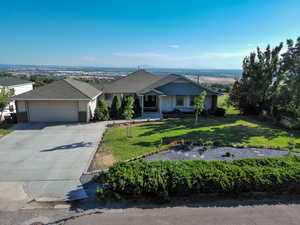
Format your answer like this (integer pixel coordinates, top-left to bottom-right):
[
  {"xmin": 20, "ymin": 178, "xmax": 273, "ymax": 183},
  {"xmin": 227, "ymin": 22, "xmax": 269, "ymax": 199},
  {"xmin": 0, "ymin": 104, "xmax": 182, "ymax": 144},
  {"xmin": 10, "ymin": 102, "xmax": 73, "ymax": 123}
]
[{"xmin": 28, "ymin": 101, "xmax": 79, "ymax": 122}]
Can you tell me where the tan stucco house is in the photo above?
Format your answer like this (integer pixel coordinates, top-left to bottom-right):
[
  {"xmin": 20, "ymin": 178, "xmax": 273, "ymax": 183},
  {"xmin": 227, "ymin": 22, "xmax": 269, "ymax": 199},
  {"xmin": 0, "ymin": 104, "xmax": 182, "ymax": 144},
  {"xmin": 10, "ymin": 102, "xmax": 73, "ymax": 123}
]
[{"xmin": 12, "ymin": 78, "xmax": 101, "ymax": 122}]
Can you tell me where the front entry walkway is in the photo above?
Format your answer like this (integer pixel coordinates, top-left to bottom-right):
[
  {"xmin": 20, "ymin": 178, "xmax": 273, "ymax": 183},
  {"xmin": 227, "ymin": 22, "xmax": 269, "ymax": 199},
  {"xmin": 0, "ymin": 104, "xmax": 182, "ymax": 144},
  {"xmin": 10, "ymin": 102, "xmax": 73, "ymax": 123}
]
[
  {"xmin": 139, "ymin": 112, "xmax": 162, "ymax": 120},
  {"xmin": 0, "ymin": 122, "xmax": 106, "ymax": 209}
]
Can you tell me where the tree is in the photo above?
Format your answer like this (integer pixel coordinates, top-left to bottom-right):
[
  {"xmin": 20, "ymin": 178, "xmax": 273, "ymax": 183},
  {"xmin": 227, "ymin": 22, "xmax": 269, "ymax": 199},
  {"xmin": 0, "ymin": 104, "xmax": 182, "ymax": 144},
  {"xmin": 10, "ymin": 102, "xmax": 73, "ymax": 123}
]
[
  {"xmin": 122, "ymin": 96, "xmax": 135, "ymax": 137},
  {"xmin": 110, "ymin": 95, "xmax": 122, "ymax": 119},
  {"xmin": 122, "ymin": 96, "xmax": 134, "ymax": 120},
  {"xmin": 133, "ymin": 97, "xmax": 142, "ymax": 118},
  {"xmin": 94, "ymin": 98, "xmax": 110, "ymax": 121},
  {"xmin": 229, "ymin": 43, "xmax": 284, "ymax": 116},
  {"xmin": 0, "ymin": 88, "xmax": 13, "ymax": 120},
  {"xmin": 193, "ymin": 91, "xmax": 207, "ymax": 124}
]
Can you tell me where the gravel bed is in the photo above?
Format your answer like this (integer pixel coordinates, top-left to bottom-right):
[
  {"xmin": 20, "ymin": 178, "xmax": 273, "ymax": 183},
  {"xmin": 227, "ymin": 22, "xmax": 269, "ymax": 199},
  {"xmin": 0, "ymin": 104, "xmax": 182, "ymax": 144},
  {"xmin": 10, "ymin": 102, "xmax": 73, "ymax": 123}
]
[{"xmin": 144, "ymin": 146, "xmax": 300, "ymax": 161}]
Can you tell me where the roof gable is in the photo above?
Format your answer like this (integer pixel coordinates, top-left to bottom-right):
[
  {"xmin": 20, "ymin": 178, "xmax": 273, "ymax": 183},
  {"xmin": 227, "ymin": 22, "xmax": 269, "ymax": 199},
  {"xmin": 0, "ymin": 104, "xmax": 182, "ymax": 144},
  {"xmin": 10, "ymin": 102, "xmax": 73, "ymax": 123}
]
[
  {"xmin": 102, "ymin": 70, "xmax": 164, "ymax": 93},
  {"xmin": 139, "ymin": 74, "xmax": 219, "ymax": 95},
  {"xmin": 12, "ymin": 78, "xmax": 101, "ymax": 100}
]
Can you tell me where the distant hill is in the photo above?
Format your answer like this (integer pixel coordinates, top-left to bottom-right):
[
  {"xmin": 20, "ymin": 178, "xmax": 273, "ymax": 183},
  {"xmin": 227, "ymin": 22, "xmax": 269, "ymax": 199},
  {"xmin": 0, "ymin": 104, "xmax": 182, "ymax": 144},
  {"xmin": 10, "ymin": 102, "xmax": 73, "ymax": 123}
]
[{"xmin": 0, "ymin": 64, "xmax": 242, "ymax": 79}]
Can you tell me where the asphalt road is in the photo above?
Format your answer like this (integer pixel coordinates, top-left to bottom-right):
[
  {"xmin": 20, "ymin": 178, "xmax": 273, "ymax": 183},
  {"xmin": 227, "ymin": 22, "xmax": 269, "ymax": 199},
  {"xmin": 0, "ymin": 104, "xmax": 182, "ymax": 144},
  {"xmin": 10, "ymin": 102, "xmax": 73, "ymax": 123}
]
[{"xmin": 1, "ymin": 201, "xmax": 300, "ymax": 225}]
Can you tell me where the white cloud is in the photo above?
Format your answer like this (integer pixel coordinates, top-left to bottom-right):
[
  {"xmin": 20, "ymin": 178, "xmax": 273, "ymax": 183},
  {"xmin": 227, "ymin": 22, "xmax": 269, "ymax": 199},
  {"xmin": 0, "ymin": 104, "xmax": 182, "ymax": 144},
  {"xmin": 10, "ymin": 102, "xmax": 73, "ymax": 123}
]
[
  {"xmin": 81, "ymin": 56, "xmax": 97, "ymax": 62},
  {"xmin": 112, "ymin": 50, "xmax": 251, "ymax": 62},
  {"xmin": 168, "ymin": 44, "xmax": 180, "ymax": 49},
  {"xmin": 206, "ymin": 50, "xmax": 252, "ymax": 58},
  {"xmin": 112, "ymin": 52, "xmax": 168, "ymax": 58}
]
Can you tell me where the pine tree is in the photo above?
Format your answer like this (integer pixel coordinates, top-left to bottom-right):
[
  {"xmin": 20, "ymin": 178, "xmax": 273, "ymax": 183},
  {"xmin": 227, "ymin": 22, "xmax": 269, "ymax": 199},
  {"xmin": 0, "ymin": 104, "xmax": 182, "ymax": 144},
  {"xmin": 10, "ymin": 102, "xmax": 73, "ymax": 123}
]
[
  {"xmin": 133, "ymin": 97, "xmax": 142, "ymax": 118},
  {"xmin": 94, "ymin": 98, "xmax": 110, "ymax": 121},
  {"xmin": 110, "ymin": 95, "xmax": 122, "ymax": 119}
]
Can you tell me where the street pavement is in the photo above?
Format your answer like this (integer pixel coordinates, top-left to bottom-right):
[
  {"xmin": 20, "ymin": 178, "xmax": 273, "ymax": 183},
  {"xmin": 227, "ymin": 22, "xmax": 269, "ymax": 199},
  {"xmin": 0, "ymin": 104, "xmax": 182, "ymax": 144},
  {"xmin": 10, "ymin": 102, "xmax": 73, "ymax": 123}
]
[{"xmin": 0, "ymin": 200, "xmax": 300, "ymax": 225}]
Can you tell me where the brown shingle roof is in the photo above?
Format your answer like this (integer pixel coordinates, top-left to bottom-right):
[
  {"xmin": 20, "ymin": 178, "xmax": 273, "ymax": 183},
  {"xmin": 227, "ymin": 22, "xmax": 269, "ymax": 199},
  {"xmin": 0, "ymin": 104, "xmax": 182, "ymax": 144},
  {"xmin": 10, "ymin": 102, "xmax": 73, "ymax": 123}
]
[
  {"xmin": 12, "ymin": 78, "xmax": 101, "ymax": 100},
  {"xmin": 102, "ymin": 70, "xmax": 164, "ymax": 93}
]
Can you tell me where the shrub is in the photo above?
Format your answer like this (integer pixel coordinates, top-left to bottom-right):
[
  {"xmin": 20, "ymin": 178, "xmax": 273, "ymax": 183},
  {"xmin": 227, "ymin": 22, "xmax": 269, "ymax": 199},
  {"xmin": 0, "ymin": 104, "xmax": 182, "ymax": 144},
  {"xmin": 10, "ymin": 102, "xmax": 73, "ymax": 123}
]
[
  {"xmin": 278, "ymin": 116, "xmax": 300, "ymax": 130},
  {"xmin": 133, "ymin": 97, "xmax": 142, "ymax": 118},
  {"xmin": 122, "ymin": 96, "xmax": 134, "ymax": 120},
  {"xmin": 110, "ymin": 96, "xmax": 122, "ymax": 119},
  {"xmin": 213, "ymin": 139, "xmax": 223, "ymax": 146},
  {"xmin": 224, "ymin": 151, "xmax": 233, "ymax": 157},
  {"xmin": 213, "ymin": 107, "xmax": 226, "ymax": 117},
  {"xmin": 97, "ymin": 156, "xmax": 300, "ymax": 200},
  {"xmin": 94, "ymin": 98, "xmax": 110, "ymax": 121}
]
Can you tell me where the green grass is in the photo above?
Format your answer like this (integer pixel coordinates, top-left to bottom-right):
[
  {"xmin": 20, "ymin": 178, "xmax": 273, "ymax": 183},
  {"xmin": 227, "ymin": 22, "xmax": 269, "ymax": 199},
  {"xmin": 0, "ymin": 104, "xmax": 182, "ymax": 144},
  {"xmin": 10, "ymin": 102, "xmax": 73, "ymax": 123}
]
[
  {"xmin": 0, "ymin": 123, "xmax": 12, "ymax": 138},
  {"xmin": 103, "ymin": 116, "xmax": 300, "ymax": 161},
  {"xmin": 218, "ymin": 93, "xmax": 239, "ymax": 115}
]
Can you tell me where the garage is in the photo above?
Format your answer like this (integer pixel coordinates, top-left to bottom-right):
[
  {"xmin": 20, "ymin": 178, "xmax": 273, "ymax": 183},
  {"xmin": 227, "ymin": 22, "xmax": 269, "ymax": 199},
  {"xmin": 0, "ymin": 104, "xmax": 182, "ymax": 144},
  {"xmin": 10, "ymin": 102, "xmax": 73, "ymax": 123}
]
[
  {"xmin": 28, "ymin": 100, "xmax": 79, "ymax": 122},
  {"xmin": 12, "ymin": 78, "xmax": 101, "ymax": 123}
]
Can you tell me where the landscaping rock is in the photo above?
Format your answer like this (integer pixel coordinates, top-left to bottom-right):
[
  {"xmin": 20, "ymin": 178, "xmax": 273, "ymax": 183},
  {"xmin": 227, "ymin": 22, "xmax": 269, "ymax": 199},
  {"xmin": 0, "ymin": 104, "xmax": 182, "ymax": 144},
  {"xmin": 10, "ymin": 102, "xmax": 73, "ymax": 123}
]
[{"xmin": 144, "ymin": 146, "xmax": 300, "ymax": 161}]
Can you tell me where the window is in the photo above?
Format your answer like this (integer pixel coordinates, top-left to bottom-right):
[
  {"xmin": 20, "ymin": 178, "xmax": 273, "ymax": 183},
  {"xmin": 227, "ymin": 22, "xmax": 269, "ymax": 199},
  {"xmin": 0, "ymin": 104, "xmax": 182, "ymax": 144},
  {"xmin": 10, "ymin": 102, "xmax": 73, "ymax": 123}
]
[
  {"xmin": 176, "ymin": 96, "xmax": 184, "ymax": 106},
  {"xmin": 190, "ymin": 96, "xmax": 195, "ymax": 106}
]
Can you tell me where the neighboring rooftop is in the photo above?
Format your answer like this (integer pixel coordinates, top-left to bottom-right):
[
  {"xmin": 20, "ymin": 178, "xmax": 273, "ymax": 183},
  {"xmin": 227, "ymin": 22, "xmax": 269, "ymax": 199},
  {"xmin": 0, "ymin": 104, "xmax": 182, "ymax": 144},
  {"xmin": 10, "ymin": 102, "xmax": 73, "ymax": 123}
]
[
  {"xmin": 0, "ymin": 76, "xmax": 33, "ymax": 87},
  {"xmin": 102, "ymin": 70, "xmax": 164, "ymax": 93},
  {"xmin": 12, "ymin": 78, "xmax": 101, "ymax": 100}
]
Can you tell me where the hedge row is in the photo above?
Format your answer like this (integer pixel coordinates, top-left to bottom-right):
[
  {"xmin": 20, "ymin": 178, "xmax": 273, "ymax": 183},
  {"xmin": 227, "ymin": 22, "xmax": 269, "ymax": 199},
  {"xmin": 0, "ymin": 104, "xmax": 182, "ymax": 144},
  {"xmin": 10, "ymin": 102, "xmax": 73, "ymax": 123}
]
[{"xmin": 97, "ymin": 156, "xmax": 300, "ymax": 200}]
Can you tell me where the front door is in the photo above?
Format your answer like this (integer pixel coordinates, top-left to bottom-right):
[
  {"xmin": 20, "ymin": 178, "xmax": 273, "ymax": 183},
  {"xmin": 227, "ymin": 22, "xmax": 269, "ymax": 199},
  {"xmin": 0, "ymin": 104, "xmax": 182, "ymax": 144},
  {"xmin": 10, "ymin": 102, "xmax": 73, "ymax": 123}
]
[{"xmin": 144, "ymin": 95, "xmax": 158, "ymax": 112}]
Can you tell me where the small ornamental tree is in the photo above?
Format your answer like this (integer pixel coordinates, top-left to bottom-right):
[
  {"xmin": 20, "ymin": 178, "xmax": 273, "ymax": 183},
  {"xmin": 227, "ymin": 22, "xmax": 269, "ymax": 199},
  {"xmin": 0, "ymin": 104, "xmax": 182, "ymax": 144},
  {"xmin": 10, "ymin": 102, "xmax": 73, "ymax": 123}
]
[
  {"xmin": 0, "ymin": 88, "xmax": 13, "ymax": 120},
  {"xmin": 122, "ymin": 96, "xmax": 134, "ymax": 120},
  {"xmin": 94, "ymin": 98, "xmax": 110, "ymax": 121},
  {"xmin": 110, "ymin": 95, "xmax": 122, "ymax": 119},
  {"xmin": 122, "ymin": 96, "xmax": 135, "ymax": 137},
  {"xmin": 194, "ymin": 91, "xmax": 207, "ymax": 124}
]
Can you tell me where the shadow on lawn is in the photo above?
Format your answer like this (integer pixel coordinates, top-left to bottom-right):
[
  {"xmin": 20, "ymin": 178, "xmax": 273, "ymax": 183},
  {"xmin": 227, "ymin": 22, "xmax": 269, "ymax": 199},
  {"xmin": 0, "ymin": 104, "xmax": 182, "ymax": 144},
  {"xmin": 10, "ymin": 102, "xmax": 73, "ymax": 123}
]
[
  {"xmin": 138, "ymin": 116, "xmax": 242, "ymax": 137},
  {"xmin": 134, "ymin": 123, "xmax": 296, "ymax": 149}
]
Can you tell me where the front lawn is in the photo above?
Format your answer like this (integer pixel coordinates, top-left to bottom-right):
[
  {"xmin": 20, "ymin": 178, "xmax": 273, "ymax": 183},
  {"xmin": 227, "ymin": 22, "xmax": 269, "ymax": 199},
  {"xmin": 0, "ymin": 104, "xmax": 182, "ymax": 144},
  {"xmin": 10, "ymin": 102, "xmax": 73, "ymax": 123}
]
[
  {"xmin": 218, "ymin": 93, "xmax": 239, "ymax": 115},
  {"xmin": 0, "ymin": 123, "xmax": 12, "ymax": 139},
  {"xmin": 103, "ymin": 116, "xmax": 300, "ymax": 161}
]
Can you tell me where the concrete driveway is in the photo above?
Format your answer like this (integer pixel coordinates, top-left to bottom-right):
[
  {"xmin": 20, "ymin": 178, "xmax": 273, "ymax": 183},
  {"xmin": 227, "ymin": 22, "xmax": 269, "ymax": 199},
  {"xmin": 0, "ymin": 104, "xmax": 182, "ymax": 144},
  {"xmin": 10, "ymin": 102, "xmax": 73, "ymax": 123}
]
[{"xmin": 0, "ymin": 122, "xmax": 106, "ymax": 206}]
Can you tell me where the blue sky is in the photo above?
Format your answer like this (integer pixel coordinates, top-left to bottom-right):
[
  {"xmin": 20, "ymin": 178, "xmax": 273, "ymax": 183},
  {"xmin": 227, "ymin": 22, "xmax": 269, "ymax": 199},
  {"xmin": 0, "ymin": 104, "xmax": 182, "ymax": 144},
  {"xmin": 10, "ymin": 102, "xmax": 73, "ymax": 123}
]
[{"xmin": 0, "ymin": 0, "xmax": 299, "ymax": 69}]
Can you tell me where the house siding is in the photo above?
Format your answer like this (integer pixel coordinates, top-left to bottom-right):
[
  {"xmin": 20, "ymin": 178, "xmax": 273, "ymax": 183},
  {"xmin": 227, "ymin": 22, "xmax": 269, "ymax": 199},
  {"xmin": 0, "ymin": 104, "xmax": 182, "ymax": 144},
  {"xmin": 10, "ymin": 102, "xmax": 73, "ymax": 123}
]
[{"xmin": 160, "ymin": 95, "xmax": 213, "ymax": 112}]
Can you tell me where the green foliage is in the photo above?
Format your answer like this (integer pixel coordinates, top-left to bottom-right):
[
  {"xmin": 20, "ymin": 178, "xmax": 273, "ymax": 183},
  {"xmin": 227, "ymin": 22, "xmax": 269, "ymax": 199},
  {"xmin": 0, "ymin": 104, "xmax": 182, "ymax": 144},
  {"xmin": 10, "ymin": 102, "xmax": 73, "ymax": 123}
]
[
  {"xmin": 28, "ymin": 75, "xmax": 58, "ymax": 87},
  {"xmin": 110, "ymin": 96, "xmax": 122, "ymax": 119},
  {"xmin": 218, "ymin": 94, "xmax": 239, "ymax": 115},
  {"xmin": 94, "ymin": 98, "xmax": 110, "ymax": 121},
  {"xmin": 97, "ymin": 157, "xmax": 300, "ymax": 200},
  {"xmin": 225, "ymin": 151, "xmax": 233, "ymax": 157},
  {"xmin": 0, "ymin": 88, "xmax": 13, "ymax": 119},
  {"xmin": 194, "ymin": 91, "xmax": 207, "ymax": 113},
  {"xmin": 194, "ymin": 91, "xmax": 207, "ymax": 124},
  {"xmin": 133, "ymin": 97, "xmax": 142, "ymax": 118},
  {"xmin": 229, "ymin": 36, "xmax": 300, "ymax": 119},
  {"xmin": 104, "ymin": 116, "xmax": 300, "ymax": 162},
  {"xmin": 122, "ymin": 96, "xmax": 134, "ymax": 120}
]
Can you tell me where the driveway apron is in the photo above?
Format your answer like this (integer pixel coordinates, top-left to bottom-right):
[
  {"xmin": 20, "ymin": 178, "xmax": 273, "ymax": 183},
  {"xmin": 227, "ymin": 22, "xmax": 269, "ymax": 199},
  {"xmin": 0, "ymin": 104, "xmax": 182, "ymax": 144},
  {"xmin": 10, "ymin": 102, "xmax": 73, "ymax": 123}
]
[{"xmin": 0, "ymin": 122, "xmax": 106, "ymax": 202}]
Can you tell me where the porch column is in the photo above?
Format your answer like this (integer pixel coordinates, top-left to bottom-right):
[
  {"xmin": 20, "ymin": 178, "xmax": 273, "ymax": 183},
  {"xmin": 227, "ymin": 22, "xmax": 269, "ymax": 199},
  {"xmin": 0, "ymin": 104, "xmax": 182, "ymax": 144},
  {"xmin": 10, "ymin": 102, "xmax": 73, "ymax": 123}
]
[{"xmin": 158, "ymin": 96, "xmax": 162, "ymax": 113}]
